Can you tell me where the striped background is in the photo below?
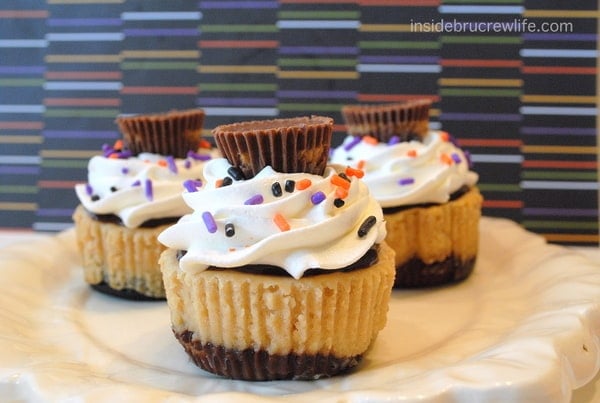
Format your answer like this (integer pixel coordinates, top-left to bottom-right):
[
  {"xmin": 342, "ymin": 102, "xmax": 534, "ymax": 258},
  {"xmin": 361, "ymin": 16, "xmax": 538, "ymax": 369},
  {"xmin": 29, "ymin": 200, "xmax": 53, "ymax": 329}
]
[{"xmin": 0, "ymin": 0, "xmax": 598, "ymax": 245}]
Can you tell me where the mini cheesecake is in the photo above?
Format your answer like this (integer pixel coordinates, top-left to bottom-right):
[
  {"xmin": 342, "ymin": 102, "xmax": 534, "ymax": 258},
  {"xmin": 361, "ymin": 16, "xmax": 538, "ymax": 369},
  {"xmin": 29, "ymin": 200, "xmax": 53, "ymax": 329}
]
[
  {"xmin": 332, "ymin": 104, "xmax": 482, "ymax": 288},
  {"xmin": 158, "ymin": 116, "xmax": 396, "ymax": 380},
  {"xmin": 72, "ymin": 109, "xmax": 217, "ymax": 299}
]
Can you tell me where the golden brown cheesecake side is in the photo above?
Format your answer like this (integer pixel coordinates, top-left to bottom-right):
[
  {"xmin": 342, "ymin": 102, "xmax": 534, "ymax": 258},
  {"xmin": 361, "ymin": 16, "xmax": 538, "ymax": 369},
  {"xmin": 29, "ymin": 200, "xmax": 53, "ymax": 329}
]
[
  {"xmin": 159, "ymin": 241, "xmax": 396, "ymax": 380},
  {"xmin": 73, "ymin": 205, "xmax": 169, "ymax": 299},
  {"xmin": 384, "ymin": 187, "xmax": 483, "ymax": 287}
]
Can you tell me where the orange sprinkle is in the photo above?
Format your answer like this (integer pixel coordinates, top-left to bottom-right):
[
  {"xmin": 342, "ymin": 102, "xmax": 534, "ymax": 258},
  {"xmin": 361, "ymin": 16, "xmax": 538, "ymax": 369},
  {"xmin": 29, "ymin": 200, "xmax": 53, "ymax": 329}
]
[
  {"xmin": 199, "ymin": 139, "xmax": 212, "ymax": 149},
  {"xmin": 157, "ymin": 159, "xmax": 168, "ymax": 167},
  {"xmin": 345, "ymin": 166, "xmax": 364, "ymax": 179},
  {"xmin": 229, "ymin": 247, "xmax": 236, "ymax": 252},
  {"xmin": 273, "ymin": 213, "xmax": 290, "ymax": 232},
  {"xmin": 296, "ymin": 178, "xmax": 312, "ymax": 190},
  {"xmin": 215, "ymin": 178, "xmax": 224, "ymax": 187},
  {"xmin": 331, "ymin": 174, "xmax": 350, "ymax": 190},
  {"xmin": 356, "ymin": 159, "xmax": 366, "ymax": 170},
  {"xmin": 113, "ymin": 139, "xmax": 123, "ymax": 150},
  {"xmin": 335, "ymin": 187, "xmax": 349, "ymax": 199},
  {"xmin": 407, "ymin": 149, "xmax": 417, "ymax": 158},
  {"xmin": 439, "ymin": 131, "xmax": 450, "ymax": 142},
  {"xmin": 363, "ymin": 135, "xmax": 378, "ymax": 145},
  {"xmin": 108, "ymin": 153, "xmax": 119, "ymax": 159},
  {"xmin": 440, "ymin": 153, "xmax": 453, "ymax": 165}
]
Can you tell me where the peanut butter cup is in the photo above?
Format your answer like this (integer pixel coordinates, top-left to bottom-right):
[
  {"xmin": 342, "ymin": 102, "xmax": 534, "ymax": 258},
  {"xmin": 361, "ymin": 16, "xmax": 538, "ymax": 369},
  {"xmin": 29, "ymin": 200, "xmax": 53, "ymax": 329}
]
[
  {"xmin": 341, "ymin": 99, "xmax": 431, "ymax": 142},
  {"xmin": 117, "ymin": 108, "xmax": 205, "ymax": 158},
  {"xmin": 212, "ymin": 116, "xmax": 333, "ymax": 179}
]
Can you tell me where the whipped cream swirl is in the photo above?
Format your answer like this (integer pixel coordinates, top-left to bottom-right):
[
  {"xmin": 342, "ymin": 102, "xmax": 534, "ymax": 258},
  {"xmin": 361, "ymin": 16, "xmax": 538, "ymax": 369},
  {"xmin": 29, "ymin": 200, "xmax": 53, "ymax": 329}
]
[
  {"xmin": 329, "ymin": 131, "xmax": 478, "ymax": 208},
  {"xmin": 75, "ymin": 148, "xmax": 218, "ymax": 228},
  {"xmin": 158, "ymin": 159, "xmax": 386, "ymax": 279}
]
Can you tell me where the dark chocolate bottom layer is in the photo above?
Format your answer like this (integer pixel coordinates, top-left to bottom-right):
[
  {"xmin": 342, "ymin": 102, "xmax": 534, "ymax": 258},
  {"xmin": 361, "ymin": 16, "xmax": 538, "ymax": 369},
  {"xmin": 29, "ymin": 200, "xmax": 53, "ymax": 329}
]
[
  {"xmin": 394, "ymin": 255, "xmax": 476, "ymax": 288},
  {"xmin": 90, "ymin": 282, "xmax": 165, "ymax": 301},
  {"xmin": 175, "ymin": 330, "xmax": 361, "ymax": 381}
]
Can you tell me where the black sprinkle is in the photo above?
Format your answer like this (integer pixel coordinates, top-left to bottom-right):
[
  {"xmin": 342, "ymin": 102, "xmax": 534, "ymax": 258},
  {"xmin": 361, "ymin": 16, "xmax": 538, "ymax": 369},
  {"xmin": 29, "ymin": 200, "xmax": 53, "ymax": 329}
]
[
  {"xmin": 338, "ymin": 172, "xmax": 351, "ymax": 182},
  {"xmin": 91, "ymin": 194, "xmax": 100, "ymax": 202},
  {"xmin": 227, "ymin": 166, "xmax": 245, "ymax": 181},
  {"xmin": 222, "ymin": 176, "xmax": 233, "ymax": 187},
  {"xmin": 225, "ymin": 223, "xmax": 235, "ymax": 237},
  {"xmin": 346, "ymin": 156, "xmax": 354, "ymax": 161},
  {"xmin": 333, "ymin": 198, "xmax": 345, "ymax": 208},
  {"xmin": 271, "ymin": 182, "xmax": 282, "ymax": 197},
  {"xmin": 284, "ymin": 179, "xmax": 295, "ymax": 193},
  {"xmin": 357, "ymin": 215, "xmax": 377, "ymax": 238},
  {"xmin": 110, "ymin": 186, "xmax": 118, "ymax": 192}
]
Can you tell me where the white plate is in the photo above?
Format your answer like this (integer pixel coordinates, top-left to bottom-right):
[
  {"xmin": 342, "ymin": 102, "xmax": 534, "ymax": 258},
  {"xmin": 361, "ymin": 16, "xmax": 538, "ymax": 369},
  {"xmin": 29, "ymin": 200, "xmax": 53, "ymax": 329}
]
[{"xmin": 1, "ymin": 217, "xmax": 600, "ymax": 402}]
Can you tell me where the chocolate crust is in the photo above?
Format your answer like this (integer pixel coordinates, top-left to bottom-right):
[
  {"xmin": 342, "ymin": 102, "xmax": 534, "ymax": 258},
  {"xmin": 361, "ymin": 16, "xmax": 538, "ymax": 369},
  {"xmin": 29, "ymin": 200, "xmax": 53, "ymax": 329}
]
[
  {"xmin": 176, "ymin": 245, "xmax": 380, "ymax": 277},
  {"xmin": 382, "ymin": 185, "xmax": 471, "ymax": 215},
  {"xmin": 175, "ymin": 330, "xmax": 361, "ymax": 381},
  {"xmin": 394, "ymin": 255, "xmax": 476, "ymax": 288},
  {"xmin": 90, "ymin": 282, "xmax": 165, "ymax": 301},
  {"xmin": 82, "ymin": 207, "xmax": 179, "ymax": 228}
]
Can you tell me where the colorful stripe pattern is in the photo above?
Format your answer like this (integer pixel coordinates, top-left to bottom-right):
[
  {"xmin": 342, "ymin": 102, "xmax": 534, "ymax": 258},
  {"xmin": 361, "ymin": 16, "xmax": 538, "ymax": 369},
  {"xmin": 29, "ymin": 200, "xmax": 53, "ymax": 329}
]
[{"xmin": 0, "ymin": 0, "xmax": 597, "ymax": 245}]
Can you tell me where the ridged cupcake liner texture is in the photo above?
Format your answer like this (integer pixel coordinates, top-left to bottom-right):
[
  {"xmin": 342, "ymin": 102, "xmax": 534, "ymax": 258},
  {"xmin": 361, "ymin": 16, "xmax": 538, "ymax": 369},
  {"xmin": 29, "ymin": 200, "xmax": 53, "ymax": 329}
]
[
  {"xmin": 72, "ymin": 205, "xmax": 168, "ymax": 299},
  {"xmin": 212, "ymin": 116, "xmax": 333, "ymax": 179},
  {"xmin": 384, "ymin": 187, "xmax": 483, "ymax": 288},
  {"xmin": 116, "ymin": 108, "xmax": 205, "ymax": 158},
  {"xmin": 342, "ymin": 99, "xmax": 432, "ymax": 142},
  {"xmin": 159, "ymin": 241, "xmax": 396, "ymax": 380}
]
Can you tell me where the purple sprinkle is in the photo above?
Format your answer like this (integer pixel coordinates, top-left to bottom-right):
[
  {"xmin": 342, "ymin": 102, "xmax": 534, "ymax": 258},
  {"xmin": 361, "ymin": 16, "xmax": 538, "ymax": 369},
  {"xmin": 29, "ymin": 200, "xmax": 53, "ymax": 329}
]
[
  {"xmin": 121, "ymin": 167, "xmax": 129, "ymax": 175},
  {"xmin": 102, "ymin": 147, "xmax": 114, "ymax": 158},
  {"xmin": 144, "ymin": 179, "xmax": 153, "ymax": 201},
  {"xmin": 388, "ymin": 136, "xmax": 400, "ymax": 145},
  {"xmin": 183, "ymin": 179, "xmax": 202, "ymax": 192},
  {"xmin": 184, "ymin": 159, "xmax": 192, "ymax": 169},
  {"xmin": 166, "ymin": 155, "xmax": 178, "ymax": 174},
  {"xmin": 463, "ymin": 150, "xmax": 474, "ymax": 169},
  {"xmin": 131, "ymin": 179, "xmax": 141, "ymax": 187},
  {"xmin": 343, "ymin": 136, "xmax": 362, "ymax": 151},
  {"xmin": 448, "ymin": 133, "xmax": 460, "ymax": 147},
  {"xmin": 398, "ymin": 177, "xmax": 415, "ymax": 186},
  {"xmin": 244, "ymin": 194, "xmax": 264, "ymax": 205},
  {"xmin": 85, "ymin": 183, "xmax": 93, "ymax": 195},
  {"xmin": 101, "ymin": 143, "xmax": 111, "ymax": 152},
  {"xmin": 187, "ymin": 150, "xmax": 211, "ymax": 161},
  {"xmin": 118, "ymin": 149, "xmax": 133, "ymax": 159},
  {"xmin": 451, "ymin": 153, "xmax": 462, "ymax": 164},
  {"xmin": 183, "ymin": 180, "xmax": 196, "ymax": 192},
  {"xmin": 310, "ymin": 191, "xmax": 326, "ymax": 205},
  {"xmin": 202, "ymin": 211, "xmax": 218, "ymax": 233}
]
